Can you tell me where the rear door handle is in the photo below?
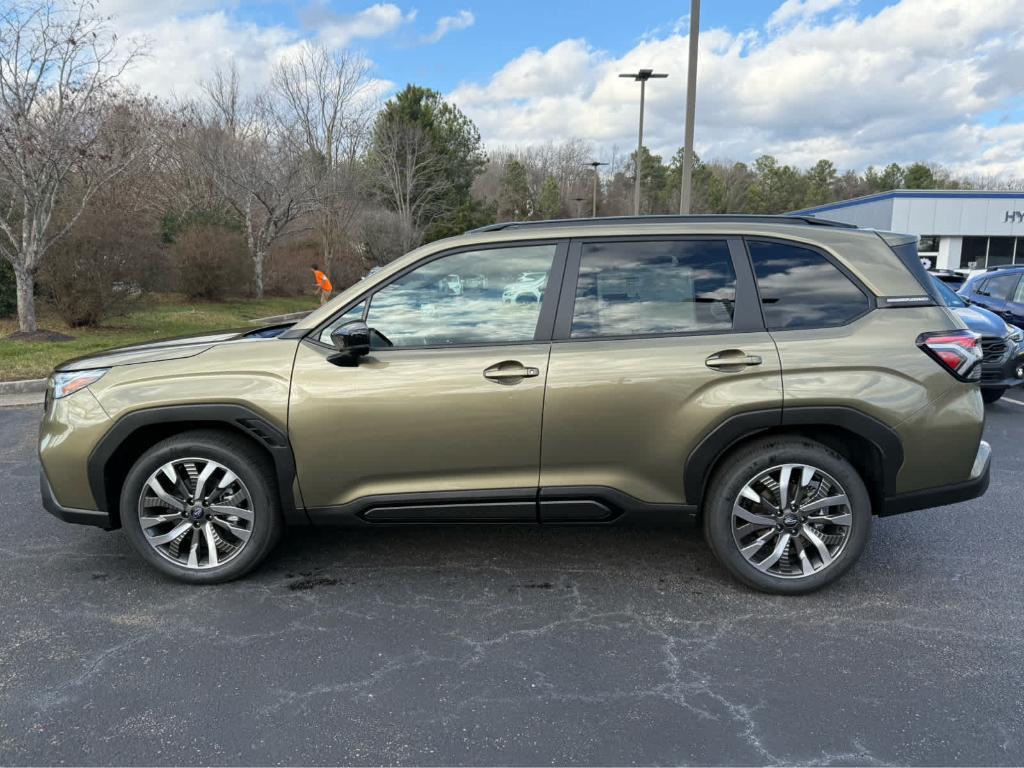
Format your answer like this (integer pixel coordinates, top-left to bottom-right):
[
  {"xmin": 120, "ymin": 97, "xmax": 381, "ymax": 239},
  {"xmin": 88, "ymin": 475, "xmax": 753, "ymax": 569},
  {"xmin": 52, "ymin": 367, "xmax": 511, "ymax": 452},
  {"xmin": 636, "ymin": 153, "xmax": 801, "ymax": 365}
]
[
  {"xmin": 483, "ymin": 361, "xmax": 540, "ymax": 382},
  {"xmin": 705, "ymin": 351, "xmax": 763, "ymax": 371}
]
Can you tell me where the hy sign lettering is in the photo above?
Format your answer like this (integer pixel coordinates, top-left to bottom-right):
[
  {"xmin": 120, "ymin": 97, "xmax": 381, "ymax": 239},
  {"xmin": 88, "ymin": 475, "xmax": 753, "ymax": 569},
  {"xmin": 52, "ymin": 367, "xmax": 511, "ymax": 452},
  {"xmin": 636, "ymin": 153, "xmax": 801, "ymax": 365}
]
[{"xmin": 1006, "ymin": 210, "xmax": 1024, "ymax": 223}]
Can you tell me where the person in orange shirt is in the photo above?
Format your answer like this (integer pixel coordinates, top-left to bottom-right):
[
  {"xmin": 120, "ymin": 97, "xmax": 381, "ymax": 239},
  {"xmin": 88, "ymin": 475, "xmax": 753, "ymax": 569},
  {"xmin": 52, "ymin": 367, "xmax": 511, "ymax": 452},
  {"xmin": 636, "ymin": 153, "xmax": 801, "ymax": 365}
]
[{"xmin": 311, "ymin": 264, "xmax": 333, "ymax": 305}]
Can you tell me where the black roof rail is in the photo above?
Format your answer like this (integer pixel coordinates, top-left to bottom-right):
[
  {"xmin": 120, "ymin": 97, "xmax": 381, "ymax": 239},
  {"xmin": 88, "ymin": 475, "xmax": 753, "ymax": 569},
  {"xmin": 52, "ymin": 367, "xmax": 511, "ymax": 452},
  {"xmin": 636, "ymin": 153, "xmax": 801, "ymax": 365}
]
[{"xmin": 467, "ymin": 214, "xmax": 858, "ymax": 234}]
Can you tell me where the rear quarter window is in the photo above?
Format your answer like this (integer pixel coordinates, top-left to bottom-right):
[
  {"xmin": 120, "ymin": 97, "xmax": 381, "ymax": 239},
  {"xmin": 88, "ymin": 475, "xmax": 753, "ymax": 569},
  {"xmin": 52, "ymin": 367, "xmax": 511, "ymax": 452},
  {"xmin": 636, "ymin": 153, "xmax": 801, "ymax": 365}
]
[{"xmin": 748, "ymin": 240, "xmax": 870, "ymax": 331}]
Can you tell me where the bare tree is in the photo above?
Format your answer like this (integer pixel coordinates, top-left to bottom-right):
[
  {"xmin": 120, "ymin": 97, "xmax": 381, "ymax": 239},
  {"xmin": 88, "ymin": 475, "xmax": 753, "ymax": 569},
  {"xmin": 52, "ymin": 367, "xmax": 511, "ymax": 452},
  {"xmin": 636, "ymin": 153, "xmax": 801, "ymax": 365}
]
[
  {"xmin": 368, "ymin": 118, "xmax": 450, "ymax": 254},
  {"xmin": 271, "ymin": 44, "xmax": 373, "ymax": 278},
  {"xmin": 192, "ymin": 65, "xmax": 310, "ymax": 297},
  {"xmin": 0, "ymin": 0, "xmax": 145, "ymax": 332}
]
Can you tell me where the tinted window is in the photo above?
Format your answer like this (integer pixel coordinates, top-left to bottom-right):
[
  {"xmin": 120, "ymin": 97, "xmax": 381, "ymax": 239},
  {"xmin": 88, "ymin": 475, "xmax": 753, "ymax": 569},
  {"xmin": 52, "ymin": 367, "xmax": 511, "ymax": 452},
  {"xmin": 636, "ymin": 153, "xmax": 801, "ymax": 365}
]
[
  {"xmin": 931, "ymin": 276, "xmax": 966, "ymax": 308},
  {"xmin": 570, "ymin": 240, "xmax": 736, "ymax": 338},
  {"xmin": 988, "ymin": 237, "xmax": 1015, "ymax": 267},
  {"xmin": 361, "ymin": 245, "xmax": 557, "ymax": 348},
  {"xmin": 985, "ymin": 273, "xmax": 1020, "ymax": 300},
  {"xmin": 749, "ymin": 240, "xmax": 869, "ymax": 330},
  {"xmin": 961, "ymin": 237, "xmax": 987, "ymax": 269}
]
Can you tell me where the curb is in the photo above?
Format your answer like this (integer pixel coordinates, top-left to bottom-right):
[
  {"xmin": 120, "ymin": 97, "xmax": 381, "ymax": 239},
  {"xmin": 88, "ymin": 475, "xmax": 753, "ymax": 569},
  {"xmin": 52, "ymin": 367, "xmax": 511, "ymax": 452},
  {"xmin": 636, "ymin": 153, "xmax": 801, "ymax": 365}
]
[
  {"xmin": 0, "ymin": 391, "xmax": 44, "ymax": 408},
  {"xmin": 0, "ymin": 378, "xmax": 46, "ymax": 395}
]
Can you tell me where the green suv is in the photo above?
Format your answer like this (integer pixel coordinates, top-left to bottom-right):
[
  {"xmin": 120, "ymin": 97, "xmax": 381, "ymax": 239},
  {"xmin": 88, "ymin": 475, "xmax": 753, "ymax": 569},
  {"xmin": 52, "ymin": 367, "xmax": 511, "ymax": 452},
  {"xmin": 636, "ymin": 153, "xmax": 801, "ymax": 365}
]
[{"xmin": 39, "ymin": 216, "xmax": 991, "ymax": 593}]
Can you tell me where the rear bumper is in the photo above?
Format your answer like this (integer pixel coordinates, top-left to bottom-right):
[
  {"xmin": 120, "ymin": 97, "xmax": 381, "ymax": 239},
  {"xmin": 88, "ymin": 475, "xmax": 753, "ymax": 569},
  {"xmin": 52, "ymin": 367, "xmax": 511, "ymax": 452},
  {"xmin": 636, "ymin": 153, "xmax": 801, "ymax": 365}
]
[
  {"xmin": 40, "ymin": 469, "xmax": 113, "ymax": 529},
  {"xmin": 880, "ymin": 440, "xmax": 991, "ymax": 516}
]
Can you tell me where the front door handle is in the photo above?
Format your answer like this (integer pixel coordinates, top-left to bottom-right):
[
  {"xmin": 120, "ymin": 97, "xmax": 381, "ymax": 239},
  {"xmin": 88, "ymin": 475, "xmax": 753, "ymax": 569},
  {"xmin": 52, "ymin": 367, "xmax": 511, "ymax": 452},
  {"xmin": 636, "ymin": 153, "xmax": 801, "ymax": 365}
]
[
  {"xmin": 705, "ymin": 350, "xmax": 763, "ymax": 371},
  {"xmin": 483, "ymin": 361, "xmax": 540, "ymax": 382}
]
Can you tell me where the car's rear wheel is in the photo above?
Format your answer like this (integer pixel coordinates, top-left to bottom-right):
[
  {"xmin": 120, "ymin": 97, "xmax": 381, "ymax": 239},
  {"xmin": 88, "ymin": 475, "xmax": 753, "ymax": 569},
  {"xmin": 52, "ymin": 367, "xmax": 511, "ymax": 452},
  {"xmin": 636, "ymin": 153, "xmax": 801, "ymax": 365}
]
[
  {"xmin": 982, "ymin": 388, "xmax": 1005, "ymax": 404},
  {"xmin": 703, "ymin": 437, "xmax": 871, "ymax": 594},
  {"xmin": 120, "ymin": 430, "xmax": 282, "ymax": 584}
]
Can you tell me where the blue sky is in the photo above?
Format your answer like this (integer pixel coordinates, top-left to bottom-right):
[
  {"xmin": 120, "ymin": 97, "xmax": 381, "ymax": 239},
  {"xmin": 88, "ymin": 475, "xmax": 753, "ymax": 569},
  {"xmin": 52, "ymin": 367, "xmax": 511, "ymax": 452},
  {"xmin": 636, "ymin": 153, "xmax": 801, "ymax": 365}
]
[
  {"xmin": 225, "ymin": 0, "xmax": 893, "ymax": 94},
  {"xmin": 109, "ymin": 0, "xmax": 1024, "ymax": 178}
]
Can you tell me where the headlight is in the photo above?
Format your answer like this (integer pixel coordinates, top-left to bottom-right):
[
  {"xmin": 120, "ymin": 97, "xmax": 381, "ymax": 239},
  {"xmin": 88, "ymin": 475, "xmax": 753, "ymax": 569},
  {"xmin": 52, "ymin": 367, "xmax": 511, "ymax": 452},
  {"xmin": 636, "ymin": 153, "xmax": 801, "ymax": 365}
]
[
  {"xmin": 1009, "ymin": 328, "xmax": 1023, "ymax": 344},
  {"xmin": 50, "ymin": 369, "xmax": 107, "ymax": 399}
]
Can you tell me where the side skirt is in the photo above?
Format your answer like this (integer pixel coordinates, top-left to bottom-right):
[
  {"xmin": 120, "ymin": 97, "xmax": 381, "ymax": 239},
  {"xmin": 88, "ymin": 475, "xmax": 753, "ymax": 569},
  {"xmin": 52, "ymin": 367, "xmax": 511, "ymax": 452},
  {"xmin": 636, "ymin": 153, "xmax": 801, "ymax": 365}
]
[{"xmin": 306, "ymin": 486, "xmax": 697, "ymax": 526}]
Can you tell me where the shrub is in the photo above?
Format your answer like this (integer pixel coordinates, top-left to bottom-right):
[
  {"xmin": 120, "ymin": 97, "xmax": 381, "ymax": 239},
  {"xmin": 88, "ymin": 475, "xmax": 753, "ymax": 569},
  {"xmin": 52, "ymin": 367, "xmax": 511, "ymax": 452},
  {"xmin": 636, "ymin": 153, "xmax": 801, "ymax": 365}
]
[
  {"xmin": 39, "ymin": 209, "xmax": 154, "ymax": 327},
  {"xmin": 265, "ymin": 236, "xmax": 319, "ymax": 297},
  {"xmin": 172, "ymin": 225, "xmax": 249, "ymax": 301}
]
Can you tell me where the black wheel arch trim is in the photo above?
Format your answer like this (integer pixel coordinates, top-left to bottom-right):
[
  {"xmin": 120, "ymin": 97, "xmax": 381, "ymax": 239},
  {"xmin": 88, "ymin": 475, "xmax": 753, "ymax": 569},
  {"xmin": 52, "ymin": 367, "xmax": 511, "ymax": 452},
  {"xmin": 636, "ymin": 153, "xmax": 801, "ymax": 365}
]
[
  {"xmin": 87, "ymin": 404, "xmax": 306, "ymax": 526},
  {"xmin": 684, "ymin": 406, "xmax": 904, "ymax": 507}
]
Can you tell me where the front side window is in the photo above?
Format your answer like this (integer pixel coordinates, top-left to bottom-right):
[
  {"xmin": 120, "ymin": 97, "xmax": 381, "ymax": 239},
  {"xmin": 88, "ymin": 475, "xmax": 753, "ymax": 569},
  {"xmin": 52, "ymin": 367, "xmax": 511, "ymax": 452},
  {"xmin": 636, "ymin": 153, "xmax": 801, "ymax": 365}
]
[
  {"xmin": 984, "ymin": 273, "xmax": 1020, "ymax": 300},
  {"xmin": 356, "ymin": 244, "xmax": 557, "ymax": 348},
  {"xmin": 749, "ymin": 240, "xmax": 869, "ymax": 331},
  {"xmin": 570, "ymin": 240, "xmax": 736, "ymax": 338}
]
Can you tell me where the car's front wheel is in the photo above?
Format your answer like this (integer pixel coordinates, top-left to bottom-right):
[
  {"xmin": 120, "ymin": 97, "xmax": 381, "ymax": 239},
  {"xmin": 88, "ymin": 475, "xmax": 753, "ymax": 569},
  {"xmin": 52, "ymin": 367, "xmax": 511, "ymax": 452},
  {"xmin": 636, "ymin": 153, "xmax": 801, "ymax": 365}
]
[
  {"xmin": 120, "ymin": 430, "xmax": 283, "ymax": 584},
  {"xmin": 703, "ymin": 437, "xmax": 871, "ymax": 594}
]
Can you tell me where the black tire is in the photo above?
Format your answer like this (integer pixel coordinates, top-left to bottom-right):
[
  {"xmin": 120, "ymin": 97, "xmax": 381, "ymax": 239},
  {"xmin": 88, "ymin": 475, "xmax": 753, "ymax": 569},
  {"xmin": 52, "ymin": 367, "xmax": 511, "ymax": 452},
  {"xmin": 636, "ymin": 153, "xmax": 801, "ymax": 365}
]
[
  {"xmin": 120, "ymin": 429, "xmax": 283, "ymax": 584},
  {"xmin": 702, "ymin": 436, "xmax": 872, "ymax": 595},
  {"xmin": 982, "ymin": 388, "xmax": 1005, "ymax": 404}
]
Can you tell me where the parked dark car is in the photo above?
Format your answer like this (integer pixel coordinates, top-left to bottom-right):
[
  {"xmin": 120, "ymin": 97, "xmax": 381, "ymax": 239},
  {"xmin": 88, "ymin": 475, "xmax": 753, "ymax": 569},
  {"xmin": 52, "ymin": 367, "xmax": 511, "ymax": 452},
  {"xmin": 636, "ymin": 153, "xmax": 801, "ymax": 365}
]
[
  {"xmin": 934, "ymin": 276, "xmax": 1024, "ymax": 403},
  {"xmin": 928, "ymin": 268, "xmax": 966, "ymax": 290},
  {"xmin": 957, "ymin": 265, "xmax": 1024, "ymax": 329}
]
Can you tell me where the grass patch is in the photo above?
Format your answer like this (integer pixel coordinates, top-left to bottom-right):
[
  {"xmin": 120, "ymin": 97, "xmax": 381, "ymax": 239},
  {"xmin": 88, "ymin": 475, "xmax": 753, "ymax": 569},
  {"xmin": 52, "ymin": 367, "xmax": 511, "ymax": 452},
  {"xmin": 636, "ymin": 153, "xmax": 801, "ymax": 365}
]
[{"xmin": 0, "ymin": 293, "xmax": 314, "ymax": 382}]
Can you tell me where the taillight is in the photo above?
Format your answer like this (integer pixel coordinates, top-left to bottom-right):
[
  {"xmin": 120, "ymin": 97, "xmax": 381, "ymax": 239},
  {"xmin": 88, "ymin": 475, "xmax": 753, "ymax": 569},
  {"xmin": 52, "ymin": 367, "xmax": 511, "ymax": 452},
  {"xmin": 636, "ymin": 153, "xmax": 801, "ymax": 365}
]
[{"xmin": 916, "ymin": 330, "xmax": 982, "ymax": 381}]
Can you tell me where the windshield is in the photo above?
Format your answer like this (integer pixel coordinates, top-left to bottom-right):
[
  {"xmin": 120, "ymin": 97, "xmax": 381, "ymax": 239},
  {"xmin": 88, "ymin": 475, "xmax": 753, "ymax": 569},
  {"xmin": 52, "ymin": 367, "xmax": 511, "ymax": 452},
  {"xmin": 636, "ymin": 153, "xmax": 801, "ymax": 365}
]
[{"xmin": 930, "ymin": 275, "xmax": 967, "ymax": 308}]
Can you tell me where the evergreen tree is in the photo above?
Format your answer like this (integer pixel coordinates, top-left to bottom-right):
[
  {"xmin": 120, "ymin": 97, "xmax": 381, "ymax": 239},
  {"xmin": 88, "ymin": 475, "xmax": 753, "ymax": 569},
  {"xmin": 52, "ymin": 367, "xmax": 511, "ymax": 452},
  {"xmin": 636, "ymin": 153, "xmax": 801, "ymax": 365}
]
[{"xmin": 536, "ymin": 176, "xmax": 562, "ymax": 220}]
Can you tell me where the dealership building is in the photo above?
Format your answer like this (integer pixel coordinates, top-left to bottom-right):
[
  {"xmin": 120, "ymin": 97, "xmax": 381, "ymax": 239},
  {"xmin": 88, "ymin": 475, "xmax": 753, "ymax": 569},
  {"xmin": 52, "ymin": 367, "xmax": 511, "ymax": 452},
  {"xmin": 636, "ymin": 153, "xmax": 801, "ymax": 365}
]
[{"xmin": 795, "ymin": 190, "xmax": 1024, "ymax": 272}]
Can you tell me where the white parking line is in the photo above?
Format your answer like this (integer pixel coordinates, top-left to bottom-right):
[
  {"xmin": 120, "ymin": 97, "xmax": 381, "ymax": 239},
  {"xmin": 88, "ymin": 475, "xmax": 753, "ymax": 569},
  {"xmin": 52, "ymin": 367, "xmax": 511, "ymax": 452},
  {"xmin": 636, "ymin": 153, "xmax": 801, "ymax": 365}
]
[{"xmin": 1003, "ymin": 397, "xmax": 1024, "ymax": 407}]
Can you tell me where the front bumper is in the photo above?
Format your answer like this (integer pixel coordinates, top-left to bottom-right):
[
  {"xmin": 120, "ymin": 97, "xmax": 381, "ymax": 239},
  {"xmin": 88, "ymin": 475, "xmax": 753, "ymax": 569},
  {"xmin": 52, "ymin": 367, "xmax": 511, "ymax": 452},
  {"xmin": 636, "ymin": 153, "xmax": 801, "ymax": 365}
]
[
  {"xmin": 40, "ymin": 469, "xmax": 113, "ymax": 529},
  {"xmin": 881, "ymin": 440, "xmax": 991, "ymax": 516},
  {"xmin": 980, "ymin": 338, "xmax": 1024, "ymax": 390}
]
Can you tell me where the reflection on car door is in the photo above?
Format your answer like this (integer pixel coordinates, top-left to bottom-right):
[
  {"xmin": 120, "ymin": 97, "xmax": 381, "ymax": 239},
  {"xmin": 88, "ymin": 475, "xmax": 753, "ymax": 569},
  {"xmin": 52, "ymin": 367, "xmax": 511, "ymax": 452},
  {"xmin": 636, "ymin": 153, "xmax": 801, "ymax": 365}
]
[
  {"xmin": 538, "ymin": 237, "xmax": 782, "ymax": 520},
  {"xmin": 289, "ymin": 242, "xmax": 566, "ymax": 521}
]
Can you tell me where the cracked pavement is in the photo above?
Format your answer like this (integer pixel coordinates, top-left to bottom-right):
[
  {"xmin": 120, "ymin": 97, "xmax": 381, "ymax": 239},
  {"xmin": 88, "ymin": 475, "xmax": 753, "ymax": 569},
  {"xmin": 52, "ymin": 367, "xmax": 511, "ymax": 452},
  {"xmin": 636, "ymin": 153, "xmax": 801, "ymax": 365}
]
[{"xmin": 1, "ymin": 403, "xmax": 1022, "ymax": 765}]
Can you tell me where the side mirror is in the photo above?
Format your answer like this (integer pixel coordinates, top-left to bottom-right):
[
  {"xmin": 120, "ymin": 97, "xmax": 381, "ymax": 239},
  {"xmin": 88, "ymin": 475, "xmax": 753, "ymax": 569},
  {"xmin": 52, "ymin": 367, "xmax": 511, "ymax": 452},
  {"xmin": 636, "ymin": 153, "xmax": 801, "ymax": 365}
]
[{"xmin": 329, "ymin": 320, "xmax": 370, "ymax": 366}]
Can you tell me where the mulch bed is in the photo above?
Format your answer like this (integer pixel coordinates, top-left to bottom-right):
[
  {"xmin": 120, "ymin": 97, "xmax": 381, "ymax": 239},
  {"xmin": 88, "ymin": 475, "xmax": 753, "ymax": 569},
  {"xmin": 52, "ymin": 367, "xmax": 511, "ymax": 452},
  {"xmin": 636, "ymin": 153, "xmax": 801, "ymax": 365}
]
[{"xmin": 6, "ymin": 330, "xmax": 75, "ymax": 342}]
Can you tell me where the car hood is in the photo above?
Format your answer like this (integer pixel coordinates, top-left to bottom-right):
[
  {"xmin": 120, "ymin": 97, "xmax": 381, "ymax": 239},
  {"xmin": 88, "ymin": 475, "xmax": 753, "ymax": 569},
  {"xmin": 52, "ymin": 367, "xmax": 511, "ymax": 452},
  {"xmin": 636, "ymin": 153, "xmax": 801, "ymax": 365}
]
[
  {"xmin": 951, "ymin": 305, "xmax": 1009, "ymax": 337},
  {"xmin": 53, "ymin": 324, "xmax": 295, "ymax": 373}
]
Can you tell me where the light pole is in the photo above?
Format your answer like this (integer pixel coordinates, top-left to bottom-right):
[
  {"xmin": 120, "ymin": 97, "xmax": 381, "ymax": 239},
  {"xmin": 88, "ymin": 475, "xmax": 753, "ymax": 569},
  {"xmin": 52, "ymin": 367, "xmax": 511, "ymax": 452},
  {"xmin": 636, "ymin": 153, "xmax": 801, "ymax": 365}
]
[
  {"xmin": 679, "ymin": 0, "xmax": 700, "ymax": 214},
  {"xmin": 620, "ymin": 68, "xmax": 668, "ymax": 216},
  {"xmin": 585, "ymin": 160, "xmax": 607, "ymax": 217}
]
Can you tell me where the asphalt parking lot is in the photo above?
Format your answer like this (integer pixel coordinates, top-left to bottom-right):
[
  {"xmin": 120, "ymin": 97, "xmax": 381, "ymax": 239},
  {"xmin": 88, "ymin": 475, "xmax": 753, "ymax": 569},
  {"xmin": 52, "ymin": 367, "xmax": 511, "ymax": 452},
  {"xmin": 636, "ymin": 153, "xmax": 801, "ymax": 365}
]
[{"xmin": 1, "ymin": 402, "xmax": 1022, "ymax": 766}]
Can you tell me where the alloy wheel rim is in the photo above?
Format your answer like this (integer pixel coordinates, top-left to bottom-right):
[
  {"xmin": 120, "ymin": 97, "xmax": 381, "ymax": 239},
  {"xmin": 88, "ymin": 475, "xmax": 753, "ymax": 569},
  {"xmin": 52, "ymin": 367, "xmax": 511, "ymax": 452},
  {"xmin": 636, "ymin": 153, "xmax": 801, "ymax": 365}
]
[
  {"xmin": 137, "ymin": 457, "xmax": 254, "ymax": 570},
  {"xmin": 731, "ymin": 463, "xmax": 853, "ymax": 579}
]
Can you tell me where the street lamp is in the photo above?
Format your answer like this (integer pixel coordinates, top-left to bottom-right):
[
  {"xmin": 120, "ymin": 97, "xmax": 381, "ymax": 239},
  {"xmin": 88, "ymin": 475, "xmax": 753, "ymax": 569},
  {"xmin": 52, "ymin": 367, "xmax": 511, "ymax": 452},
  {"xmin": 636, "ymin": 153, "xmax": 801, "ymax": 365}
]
[
  {"xmin": 585, "ymin": 160, "xmax": 608, "ymax": 217},
  {"xmin": 620, "ymin": 68, "xmax": 668, "ymax": 215},
  {"xmin": 679, "ymin": 0, "xmax": 701, "ymax": 214}
]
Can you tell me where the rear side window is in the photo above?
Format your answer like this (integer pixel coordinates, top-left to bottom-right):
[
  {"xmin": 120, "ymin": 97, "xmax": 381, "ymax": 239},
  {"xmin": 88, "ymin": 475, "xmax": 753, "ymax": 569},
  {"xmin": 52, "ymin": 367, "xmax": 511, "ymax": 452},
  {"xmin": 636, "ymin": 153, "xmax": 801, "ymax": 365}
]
[
  {"xmin": 1014, "ymin": 278, "xmax": 1024, "ymax": 304},
  {"xmin": 570, "ymin": 240, "xmax": 736, "ymax": 338},
  {"xmin": 749, "ymin": 240, "xmax": 869, "ymax": 331}
]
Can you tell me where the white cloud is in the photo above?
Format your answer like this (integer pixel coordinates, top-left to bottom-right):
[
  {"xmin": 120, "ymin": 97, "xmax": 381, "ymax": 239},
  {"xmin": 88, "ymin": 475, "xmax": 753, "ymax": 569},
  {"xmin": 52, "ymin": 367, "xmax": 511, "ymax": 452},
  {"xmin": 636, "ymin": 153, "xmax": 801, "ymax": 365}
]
[
  {"xmin": 117, "ymin": 11, "xmax": 298, "ymax": 100},
  {"xmin": 317, "ymin": 3, "xmax": 417, "ymax": 50},
  {"xmin": 422, "ymin": 10, "xmax": 475, "ymax": 44},
  {"xmin": 767, "ymin": 0, "xmax": 850, "ymax": 29},
  {"xmin": 449, "ymin": 0, "xmax": 1024, "ymax": 178},
  {"xmin": 109, "ymin": 3, "xmax": 415, "ymax": 101}
]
